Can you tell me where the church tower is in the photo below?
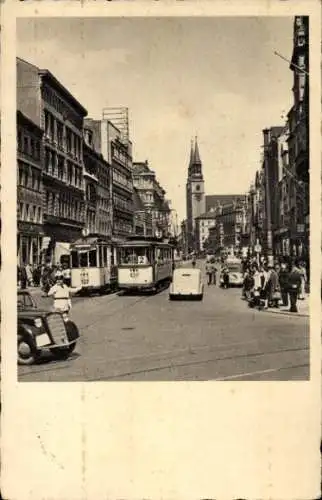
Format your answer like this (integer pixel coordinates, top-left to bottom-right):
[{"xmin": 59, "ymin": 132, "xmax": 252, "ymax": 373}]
[{"xmin": 186, "ymin": 137, "xmax": 206, "ymax": 252}]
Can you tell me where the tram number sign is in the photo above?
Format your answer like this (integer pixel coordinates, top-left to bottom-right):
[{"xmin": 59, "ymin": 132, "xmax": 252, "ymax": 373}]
[
  {"xmin": 80, "ymin": 269, "xmax": 89, "ymax": 285},
  {"xmin": 130, "ymin": 267, "xmax": 139, "ymax": 278}
]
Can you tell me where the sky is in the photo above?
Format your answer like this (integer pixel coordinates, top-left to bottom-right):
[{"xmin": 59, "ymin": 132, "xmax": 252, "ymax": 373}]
[{"xmin": 17, "ymin": 17, "xmax": 294, "ymax": 222}]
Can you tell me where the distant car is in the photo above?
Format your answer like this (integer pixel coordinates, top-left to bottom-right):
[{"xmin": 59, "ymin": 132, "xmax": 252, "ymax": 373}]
[
  {"xmin": 169, "ymin": 267, "xmax": 204, "ymax": 301},
  {"xmin": 17, "ymin": 289, "xmax": 80, "ymax": 365}
]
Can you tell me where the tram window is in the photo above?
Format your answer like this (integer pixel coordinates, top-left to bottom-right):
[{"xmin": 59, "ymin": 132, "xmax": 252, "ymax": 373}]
[
  {"xmin": 71, "ymin": 251, "xmax": 79, "ymax": 268},
  {"xmin": 110, "ymin": 247, "xmax": 115, "ymax": 266},
  {"xmin": 103, "ymin": 246, "xmax": 108, "ymax": 266},
  {"xmin": 79, "ymin": 252, "xmax": 88, "ymax": 267},
  {"xmin": 88, "ymin": 249, "xmax": 97, "ymax": 267}
]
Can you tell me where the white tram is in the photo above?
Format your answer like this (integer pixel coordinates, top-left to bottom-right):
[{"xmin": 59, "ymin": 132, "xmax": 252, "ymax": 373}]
[
  {"xmin": 117, "ymin": 238, "xmax": 174, "ymax": 293},
  {"xmin": 70, "ymin": 237, "xmax": 118, "ymax": 294}
]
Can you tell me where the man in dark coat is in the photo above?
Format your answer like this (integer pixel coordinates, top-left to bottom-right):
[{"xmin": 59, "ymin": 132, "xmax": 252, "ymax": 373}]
[
  {"xmin": 288, "ymin": 261, "xmax": 302, "ymax": 313},
  {"xmin": 279, "ymin": 262, "xmax": 290, "ymax": 307}
]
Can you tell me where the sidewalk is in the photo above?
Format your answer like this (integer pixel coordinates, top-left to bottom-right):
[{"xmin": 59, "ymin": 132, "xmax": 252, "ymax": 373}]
[{"xmin": 265, "ymin": 296, "xmax": 309, "ymax": 318}]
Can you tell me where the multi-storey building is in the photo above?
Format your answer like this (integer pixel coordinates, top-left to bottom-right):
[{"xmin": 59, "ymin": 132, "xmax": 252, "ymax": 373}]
[
  {"xmin": 17, "ymin": 111, "xmax": 44, "ymax": 266},
  {"xmin": 274, "ymin": 127, "xmax": 291, "ymax": 257},
  {"xmin": 132, "ymin": 160, "xmax": 171, "ymax": 238},
  {"xmin": 186, "ymin": 138, "xmax": 206, "ymax": 252},
  {"xmin": 211, "ymin": 197, "xmax": 249, "ymax": 255},
  {"xmin": 195, "ymin": 210, "xmax": 216, "ymax": 252},
  {"xmin": 17, "ymin": 57, "xmax": 87, "ymax": 264},
  {"xmin": 287, "ymin": 16, "xmax": 309, "ymax": 258},
  {"xmin": 262, "ymin": 126, "xmax": 284, "ymax": 256},
  {"xmin": 133, "ymin": 187, "xmax": 153, "ymax": 237},
  {"xmin": 84, "ymin": 116, "xmax": 134, "ymax": 241},
  {"xmin": 83, "ymin": 126, "xmax": 112, "ymax": 239}
]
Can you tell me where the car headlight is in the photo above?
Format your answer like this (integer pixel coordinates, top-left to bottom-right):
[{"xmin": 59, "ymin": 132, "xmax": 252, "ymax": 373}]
[{"xmin": 34, "ymin": 318, "xmax": 43, "ymax": 328}]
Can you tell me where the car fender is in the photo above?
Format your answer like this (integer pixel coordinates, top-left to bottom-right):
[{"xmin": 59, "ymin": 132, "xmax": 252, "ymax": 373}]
[
  {"xmin": 65, "ymin": 320, "xmax": 80, "ymax": 342},
  {"xmin": 17, "ymin": 324, "xmax": 37, "ymax": 348}
]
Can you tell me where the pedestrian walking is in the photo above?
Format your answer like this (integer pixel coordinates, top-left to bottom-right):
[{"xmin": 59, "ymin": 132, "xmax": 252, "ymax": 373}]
[
  {"xmin": 222, "ymin": 264, "xmax": 229, "ymax": 288},
  {"xmin": 298, "ymin": 261, "xmax": 307, "ymax": 300},
  {"xmin": 288, "ymin": 261, "xmax": 302, "ymax": 313},
  {"xmin": 47, "ymin": 275, "xmax": 82, "ymax": 313},
  {"xmin": 205, "ymin": 260, "xmax": 213, "ymax": 285},
  {"xmin": 265, "ymin": 263, "xmax": 281, "ymax": 308},
  {"xmin": 278, "ymin": 262, "xmax": 290, "ymax": 307}
]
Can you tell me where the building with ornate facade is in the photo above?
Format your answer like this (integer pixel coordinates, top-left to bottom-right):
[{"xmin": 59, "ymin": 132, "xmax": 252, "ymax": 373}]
[
  {"xmin": 287, "ymin": 15, "xmax": 309, "ymax": 258},
  {"xmin": 185, "ymin": 138, "xmax": 205, "ymax": 252},
  {"xmin": 132, "ymin": 160, "xmax": 171, "ymax": 239},
  {"xmin": 17, "ymin": 111, "xmax": 44, "ymax": 266},
  {"xmin": 83, "ymin": 126, "xmax": 112, "ymax": 239},
  {"xmin": 17, "ymin": 57, "xmax": 87, "ymax": 264},
  {"xmin": 133, "ymin": 187, "xmax": 153, "ymax": 237},
  {"xmin": 84, "ymin": 116, "xmax": 134, "ymax": 241},
  {"xmin": 210, "ymin": 197, "xmax": 249, "ymax": 255}
]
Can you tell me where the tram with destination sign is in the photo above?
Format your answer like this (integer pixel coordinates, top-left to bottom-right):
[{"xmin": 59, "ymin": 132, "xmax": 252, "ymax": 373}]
[
  {"xmin": 117, "ymin": 237, "xmax": 174, "ymax": 293},
  {"xmin": 70, "ymin": 238, "xmax": 118, "ymax": 294}
]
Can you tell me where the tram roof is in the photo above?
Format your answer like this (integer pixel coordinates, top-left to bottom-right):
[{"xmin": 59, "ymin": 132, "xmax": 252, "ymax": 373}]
[{"xmin": 118, "ymin": 240, "xmax": 172, "ymax": 248}]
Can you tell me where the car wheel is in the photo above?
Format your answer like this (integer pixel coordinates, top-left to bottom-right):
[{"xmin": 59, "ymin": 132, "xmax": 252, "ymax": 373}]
[{"xmin": 17, "ymin": 335, "xmax": 37, "ymax": 365}]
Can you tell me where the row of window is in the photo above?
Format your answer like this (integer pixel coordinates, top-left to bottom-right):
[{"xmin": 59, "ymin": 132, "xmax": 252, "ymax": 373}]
[
  {"xmin": 133, "ymin": 177, "xmax": 154, "ymax": 190},
  {"xmin": 113, "ymin": 170, "xmax": 132, "ymax": 190},
  {"xmin": 43, "ymin": 86, "xmax": 82, "ymax": 130},
  {"xmin": 17, "ymin": 129, "xmax": 41, "ymax": 161},
  {"xmin": 114, "ymin": 220, "xmax": 133, "ymax": 234},
  {"xmin": 18, "ymin": 163, "xmax": 42, "ymax": 192},
  {"xmin": 46, "ymin": 191, "xmax": 84, "ymax": 222},
  {"xmin": 18, "ymin": 202, "xmax": 42, "ymax": 224},
  {"xmin": 113, "ymin": 193, "xmax": 132, "ymax": 212},
  {"xmin": 112, "ymin": 144, "xmax": 129, "ymax": 167},
  {"xmin": 44, "ymin": 149, "xmax": 83, "ymax": 189},
  {"xmin": 44, "ymin": 110, "xmax": 82, "ymax": 159}
]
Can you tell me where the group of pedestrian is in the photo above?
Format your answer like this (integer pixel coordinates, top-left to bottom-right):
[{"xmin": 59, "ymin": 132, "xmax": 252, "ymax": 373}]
[
  {"xmin": 17, "ymin": 262, "xmax": 72, "ymax": 292},
  {"xmin": 242, "ymin": 259, "xmax": 308, "ymax": 313}
]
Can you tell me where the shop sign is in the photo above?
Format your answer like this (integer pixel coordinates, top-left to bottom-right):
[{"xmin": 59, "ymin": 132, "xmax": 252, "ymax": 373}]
[{"xmin": 18, "ymin": 221, "xmax": 43, "ymax": 235}]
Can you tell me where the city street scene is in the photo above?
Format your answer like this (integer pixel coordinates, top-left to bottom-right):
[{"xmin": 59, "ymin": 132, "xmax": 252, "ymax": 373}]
[{"xmin": 16, "ymin": 17, "xmax": 309, "ymax": 381}]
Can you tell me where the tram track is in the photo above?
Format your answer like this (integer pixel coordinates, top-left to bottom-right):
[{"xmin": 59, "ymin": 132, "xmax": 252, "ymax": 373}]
[{"xmin": 19, "ymin": 343, "xmax": 309, "ymax": 380}]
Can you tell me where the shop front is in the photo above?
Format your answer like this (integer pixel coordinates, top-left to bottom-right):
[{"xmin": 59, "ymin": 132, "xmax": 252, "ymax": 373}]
[
  {"xmin": 43, "ymin": 220, "xmax": 83, "ymax": 265},
  {"xmin": 17, "ymin": 222, "xmax": 44, "ymax": 266}
]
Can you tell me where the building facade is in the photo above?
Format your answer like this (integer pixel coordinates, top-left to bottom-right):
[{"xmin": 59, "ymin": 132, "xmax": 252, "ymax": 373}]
[
  {"xmin": 133, "ymin": 160, "xmax": 171, "ymax": 238},
  {"xmin": 84, "ymin": 117, "xmax": 134, "ymax": 241},
  {"xmin": 83, "ymin": 126, "xmax": 112, "ymax": 239},
  {"xmin": 211, "ymin": 197, "xmax": 249, "ymax": 255},
  {"xmin": 186, "ymin": 138, "xmax": 206, "ymax": 252},
  {"xmin": 288, "ymin": 15, "xmax": 309, "ymax": 258},
  {"xmin": 17, "ymin": 111, "xmax": 44, "ymax": 266},
  {"xmin": 133, "ymin": 187, "xmax": 153, "ymax": 237},
  {"xmin": 195, "ymin": 210, "xmax": 216, "ymax": 252},
  {"xmin": 17, "ymin": 57, "xmax": 87, "ymax": 264}
]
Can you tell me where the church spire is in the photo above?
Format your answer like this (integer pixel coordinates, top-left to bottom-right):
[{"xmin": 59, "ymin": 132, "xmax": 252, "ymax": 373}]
[
  {"xmin": 194, "ymin": 136, "xmax": 201, "ymax": 164},
  {"xmin": 189, "ymin": 138, "xmax": 194, "ymax": 168}
]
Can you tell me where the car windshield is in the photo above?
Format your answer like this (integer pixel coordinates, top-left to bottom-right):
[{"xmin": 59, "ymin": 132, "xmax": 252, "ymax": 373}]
[{"xmin": 17, "ymin": 293, "xmax": 36, "ymax": 309}]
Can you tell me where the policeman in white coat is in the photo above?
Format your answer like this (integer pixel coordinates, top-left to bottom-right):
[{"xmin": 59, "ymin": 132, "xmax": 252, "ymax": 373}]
[{"xmin": 47, "ymin": 275, "xmax": 82, "ymax": 313}]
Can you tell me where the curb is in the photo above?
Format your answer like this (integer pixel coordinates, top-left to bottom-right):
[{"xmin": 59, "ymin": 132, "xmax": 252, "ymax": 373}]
[{"xmin": 263, "ymin": 308, "xmax": 309, "ymax": 318}]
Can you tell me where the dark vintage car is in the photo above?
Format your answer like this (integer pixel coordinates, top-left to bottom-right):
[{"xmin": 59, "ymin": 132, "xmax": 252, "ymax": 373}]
[{"xmin": 17, "ymin": 289, "xmax": 80, "ymax": 365}]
